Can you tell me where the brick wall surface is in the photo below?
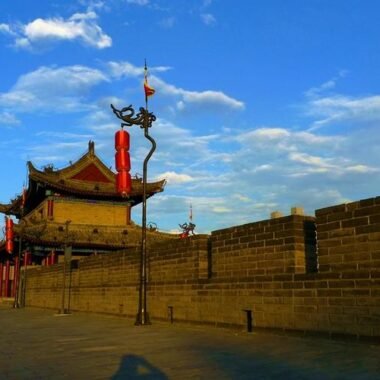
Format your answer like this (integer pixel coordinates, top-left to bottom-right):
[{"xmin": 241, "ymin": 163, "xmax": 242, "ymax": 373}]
[
  {"xmin": 211, "ymin": 215, "xmax": 317, "ymax": 276},
  {"xmin": 23, "ymin": 197, "xmax": 380, "ymax": 339},
  {"xmin": 54, "ymin": 198, "xmax": 129, "ymax": 225},
  {"xmin": 316, "ymin": 196, "xmax": 380, "ymax": 273}
]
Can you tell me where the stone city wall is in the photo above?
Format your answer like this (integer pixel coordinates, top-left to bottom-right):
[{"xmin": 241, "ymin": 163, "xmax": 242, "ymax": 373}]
[{"xmin": 24, "ymin": 196, "xmax": 380, "ymax": 339}]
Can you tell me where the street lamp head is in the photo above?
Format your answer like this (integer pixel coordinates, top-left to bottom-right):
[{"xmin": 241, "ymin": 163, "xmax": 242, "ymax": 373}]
[{"xmin": 110, "ymin": 104, "xmax": 156, "ymax": 130}]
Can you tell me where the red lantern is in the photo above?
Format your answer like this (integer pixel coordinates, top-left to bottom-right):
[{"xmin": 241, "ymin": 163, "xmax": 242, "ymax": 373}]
[
  {"xmin": 115, "ymin": 129, "xmax": 130, "ymax": 150},
  {"xmin": 5, "ymin": 217, "xmax": 14, "ymax": 254},
  {"xmin": 115, "ymin": 150, "xmax": 131, "ymax": 171},
  {"xmin": 5, "ymin": 218, "xmax": 13, "ymax": 240},
  {"xmin": 116, "ymin": 171, "xmax": 132, "ymax": 196},
  {"xmin": 5, "ymin": 240, "xmax": 13, "ymax": 254},
  {"xmin": 6, "ymin": 229, "xmax": 14, "ymax": 241},
  {"xmin": 115, "ymin": 128, "xmax": 132, "ymax": 195},
  {"xmin": 5, "ymin": 218, "xmax": 13, "ymax": 230}
]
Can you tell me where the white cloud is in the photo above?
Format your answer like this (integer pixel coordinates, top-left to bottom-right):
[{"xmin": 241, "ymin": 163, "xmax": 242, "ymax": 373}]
[
  {"xmin": 0, "ymin": 23, "xmax": 14, "ymax": 35},
  {"xmin": 313, "ymin": 95, "xmax": 380, "ymax": 114},
  {"xmin": 295, "ymin": 189, "xmax": 350, "ymax": 209},
  {"xmin": 232, "ymin": 193, "xmax": 251, "ymax": 202},
  {"xmin": 287, "ymin": 150, "xmax": 379, "ymax": 177},
  {"xmin": 176, "ymin": 100, "xmax": 185, "ymax": 111},
  {"xmin": 140, "ymin": 118, "xmax": 218, "ymax": 167},
  {"xmin": 253, "ymin": 164, "xmax": 273, "ymax": 172},
  {"xmin": 202, "ymin": 0, "xmax": 213, "ymax": 8},
  {"xmin": 228, "ymin": 125, "xmax": 380, "ymax": 211},
  {"xmin": 305, "ymin": 79, "xmax": 336, "ymax": 98},
  {"xmin": 288, "ymin": 152, "xmax": 335, "ymax": 168},
  {"xmin": 35, "ymin": 131, "xmax": 93, "ymax": 139},
  {"xmin": 303, "ymin": 72, "xmax": 380, "ymax": 131},
  {"xmin": 201, "ymin": 13, "xmax": 216, "ymax": 26},
  {"xmin": 152, "ymin": 66, "xmax": 173, "ymax": 73},
  {"xmin": 145, "ymin": 194, "xmax": 238, "ymax": 230},
  {"xmin": 212, "ymin": 206, "xmax": 231, "ymax": 213},
  {"xmin": 79, "ymin": 0, "xmax": 107, "ymax": 11},
  {"xmin": 0, "ymin": 65, "xmax": 108, "ymax": 112},
  {"xmin": 305, "ymin": 71, "xmax": 348, "ymax": 98},
  {"xmin": 183, "ymin": 90, "xmax": 242, "ymax": 109},
  {"xmin": 4, "ymin": 11, "xmax": 111, "ymax": 50},
  {"xmin": 126, "ymin": 0, "xmax": 149, "ymax": 5},
  {"xmin": 132, "ymin": 120, "xmax": 373, "ymax": 231},
  {"xmin": 0, "ymin": 23, "xmax": 8, "ymax": 32},
  {"xmin": 345, "ymin": 165, "xmax": 379, "ymax": 173},
  {"xmin": 23, "ymin": 103, "xmax": 380, "ymax": 233},
  {"xmin": 14, "ymin": 65, "xmax": 107, "ymax": 92},
  {"xmin": 150, "ymin": 75, "xmax": 244, "ymax": 110},
  {"xmin": 3, "ymin": 60, "xmax": 376, "ymax": 234},
  {"xmin": 24, "ymin": 140, "xmax": 90, "ymax": 165},
  {"xmin": 235, "ymin": 127, "xmax": 341, "ymax": 149},
  {"xmin": 108, "ymin": 61, "xmax": 143, "ymax": 77},
  {"xmin": 0, "ymin": 112, "xmax": 21, "ymax": 126},
  {"xmin": 107, "ymin": 61, "xmax": 172, "ymax": 79},
  {"xmin": 239, "ymin": 127, "xmax": 290, "ymax": 141},
  {"xmin": 155, "ymin": 171, "xmax": 194, "ymax": 185},
  {"xmin": 158, "ymin": 17, "xmax": 176, "ymax": 29},
  {"xmin": 106, "ymin": 60, "xmax": 243, "ymax": 111}
]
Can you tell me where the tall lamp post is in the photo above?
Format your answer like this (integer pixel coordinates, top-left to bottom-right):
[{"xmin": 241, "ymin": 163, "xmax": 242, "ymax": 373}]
[{"xmin": 111, "ymin": 103, "xmax": 156, "ymax": 325}]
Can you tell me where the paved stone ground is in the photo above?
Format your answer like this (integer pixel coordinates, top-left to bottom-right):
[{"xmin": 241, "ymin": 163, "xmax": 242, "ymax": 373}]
[{"xmin": 0, "ymin": 305, "xmax": 379, "ymax": 379}]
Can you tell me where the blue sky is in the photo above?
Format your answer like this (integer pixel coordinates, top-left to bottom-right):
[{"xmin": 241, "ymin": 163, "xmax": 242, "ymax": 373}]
[{"xmin": 0, "ymin": 0, "xmax": 379, "ymax": 233}]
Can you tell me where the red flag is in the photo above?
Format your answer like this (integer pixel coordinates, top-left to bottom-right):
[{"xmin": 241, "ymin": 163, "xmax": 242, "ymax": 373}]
[
  {"xmin": 144, "ymin": 62, "xmax": 155, "ymax": 98},
  {"xmin": 144, "ymin": 80, "xmax": 155, "ymax": 97}
]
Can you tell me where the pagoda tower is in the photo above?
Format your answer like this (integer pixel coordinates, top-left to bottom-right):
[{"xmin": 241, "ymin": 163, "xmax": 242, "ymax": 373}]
[{"xmin": 0, "ymin": 141, "xmax": 168, "ymax": 275}]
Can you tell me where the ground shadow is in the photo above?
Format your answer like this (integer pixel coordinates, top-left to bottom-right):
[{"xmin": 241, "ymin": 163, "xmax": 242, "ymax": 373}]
[
  {"xmin": 110, "ymin": 354, "xmax": 168, "ymax": 380},
  {"xmin": 203, "ymin": 348, "xmax": 312, "ymax": 379}
]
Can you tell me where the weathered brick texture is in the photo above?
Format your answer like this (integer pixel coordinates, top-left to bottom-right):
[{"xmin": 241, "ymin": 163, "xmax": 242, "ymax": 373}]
[
  {"xmin": 316, "ymin": 196, "xmax": 380, "ymax": 273},
  {"xmin": 24, "ymin": 197, "xmax": 380, "ymax": 339},
  {"xmin": 211, "ymin": 215, "xmax": 317, "ymax": 276}
]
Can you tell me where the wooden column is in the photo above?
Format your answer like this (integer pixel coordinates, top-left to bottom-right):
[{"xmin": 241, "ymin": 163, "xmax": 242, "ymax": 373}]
[{"xmin": 126, "ymin": 204, "xmax": 131, "ymax": 225}]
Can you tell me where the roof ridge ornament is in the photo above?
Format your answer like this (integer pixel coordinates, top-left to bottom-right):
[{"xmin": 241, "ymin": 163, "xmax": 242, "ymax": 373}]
[{"xmin": 88, "ymin": 140, "xmax": 95, "ymax": 155}]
